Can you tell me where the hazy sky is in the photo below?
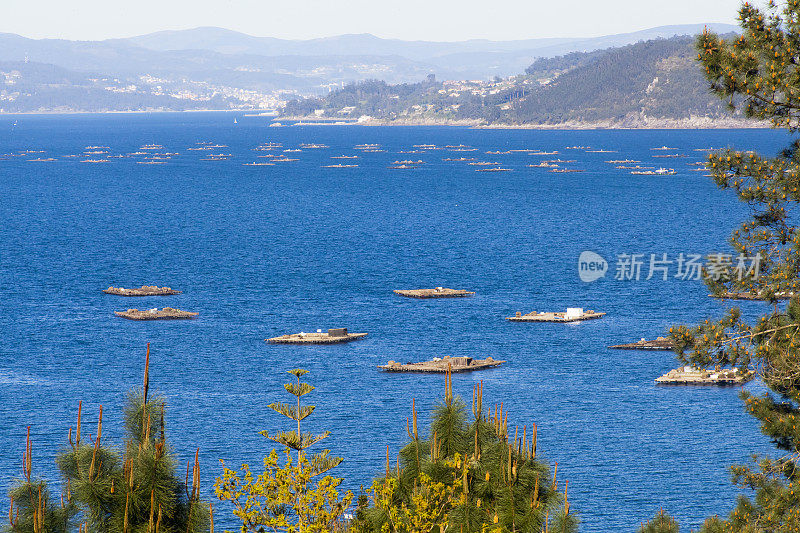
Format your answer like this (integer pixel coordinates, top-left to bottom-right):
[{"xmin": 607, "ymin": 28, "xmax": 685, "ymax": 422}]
[{"xmin": 1, "ymin": 0, "xmax": 756, "ymax": 41}]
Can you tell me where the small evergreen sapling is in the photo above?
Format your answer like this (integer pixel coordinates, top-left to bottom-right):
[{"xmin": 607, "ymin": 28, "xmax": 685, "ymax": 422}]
[{"xmin": 215, "ymin": 369, "xmax": 352, "ymax": 533}]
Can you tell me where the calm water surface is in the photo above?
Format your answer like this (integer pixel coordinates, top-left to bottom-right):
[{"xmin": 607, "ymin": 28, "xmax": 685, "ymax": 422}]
[{"xmin": 0, "ymin": 113, "xmax": 792, "ymax": 531}]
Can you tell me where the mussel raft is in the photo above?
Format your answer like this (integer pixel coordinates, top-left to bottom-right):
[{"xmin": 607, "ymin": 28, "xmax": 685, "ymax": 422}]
[
  {"xmin": 379, "ymin": 356, "xmax": 504, "ymax": 373},
  {"xmin": 115, "ymin": 307, "xmax": 198, "ymax": 320},
  {"xmin": 655, "ymin": 366, "xmax": 754, "ymax": 385},
  {"xmin": 710, "ymin": 291, "xmax": 794, "ymax": 300},
  {"xmin": 393, "ymin": 287, "xmax": 475, "ymax": 298},
  {"xmin": 506, "ymin": 309, "xmax": 605, "ymax": 323},
  {"xmin": 266, "ymin": 328, "xmax": 367, "ymax": 344},
  {"xmin": 104, "ymin": 285, "xmax": 181, "ymax": 296},
  {"xmin": 609, "ymin": 337, "xmax": 674, "ymax": 350}
]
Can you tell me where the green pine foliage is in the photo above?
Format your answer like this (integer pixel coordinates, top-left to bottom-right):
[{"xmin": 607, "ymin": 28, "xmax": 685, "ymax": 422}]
[
  {"xmin": 5, "ymin": 428, "xmax": 78, "ymax": 533},
  {"xmin": 63, "ymin": 346, "xmax": 209, "ymax": 533},
  {"xmin": 637, "ymin": 509, "xmax": 679, "ymax": 533},
  {"xmin": 352, "ymin": 375, "xmax": 576, "ymax": 533},
  {"xmin": 664, "ymin": 1, "xmax": 800, "ymax": 530},
  {"xmin": 5, "ymin": 344, "xmax": 208, "ymax": 533},
  {"xmin": 56, "ymin": 395, "xmax": 208, "ymax": 533},
  {"xmin": 6, "ymin": 481, "xmax": 76, "ymax": 533}
]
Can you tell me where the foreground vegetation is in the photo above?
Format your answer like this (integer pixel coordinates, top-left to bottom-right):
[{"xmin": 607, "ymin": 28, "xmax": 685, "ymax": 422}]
[
  {"xmin": 215, "ymin": 370, "xmax": 574, "ymax": 533},
  {"xmin": 659, "ymin": 1, "xmax": 800, "ymax": 530},
  {"xmin": 214, "ymin": 369, "xmax": 352, "ymax": 533},
  {"xmin": 351, "ymin": 377, "xmax": 574, "ymax": 533},
  {"xmin": 4, "ymin": 361, "xmax": 573, "ymax": 533},
  {"xmin": 5, "ymin": 344, "xmax": 209, "ymax": 533}
]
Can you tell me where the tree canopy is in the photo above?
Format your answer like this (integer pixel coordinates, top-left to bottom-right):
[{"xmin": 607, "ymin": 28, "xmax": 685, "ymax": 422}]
[
  {"xmin": 352, "ymin": 375, "xmax": 576, "ymax": 533},
  {"xmin": 665, "ymin": 2, "xmax": 800, "ymax": 530}
]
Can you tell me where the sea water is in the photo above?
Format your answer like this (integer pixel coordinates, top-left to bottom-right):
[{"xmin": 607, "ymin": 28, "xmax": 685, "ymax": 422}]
[{"xmin": 0, "ymin": 112, "xmax": 792, "ymax": 531}]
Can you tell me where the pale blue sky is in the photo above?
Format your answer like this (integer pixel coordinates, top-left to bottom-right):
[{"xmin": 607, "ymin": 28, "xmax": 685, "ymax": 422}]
[{"xmin": 1, "ymin": 0, "xmax": 756, "ymax": 41}]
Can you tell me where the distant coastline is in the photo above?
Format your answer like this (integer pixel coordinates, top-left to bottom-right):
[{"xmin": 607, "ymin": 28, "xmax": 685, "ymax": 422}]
[
  {"xmin": 0, "ymin": 108, "xmax": 243, "ymax": 116},
  {"xmin": 1, "ymin": 110, "xmax": 771, "ymax": 130},
  {"xmin": 278, "ymin": 114, "xmax": 771, "ymax": 130}
]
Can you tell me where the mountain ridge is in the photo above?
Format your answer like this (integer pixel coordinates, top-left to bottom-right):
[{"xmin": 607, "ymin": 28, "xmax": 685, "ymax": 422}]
[{"xmin": 118, "ymin": 24, "xmax": 739, "ymax": 59}]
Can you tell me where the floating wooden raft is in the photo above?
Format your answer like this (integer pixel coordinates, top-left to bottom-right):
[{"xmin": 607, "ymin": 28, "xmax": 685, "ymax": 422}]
[
  {"xmin": 656, "ymin": 366, "xmax": 754, "ymax": 385},
  {"xmin": 379, "ymin": 355, "xmax": 504, "ymax": 373},
  {"xmin": 710, "ymin": 291, "xmax": 794, "ymax": 300},
  {"xmin": 506, "ymin": 309, "xmax": 605, "ymax": 323},
  {"xmin": 115, "ymin": 307, "xmax": 198, "ymax": 320},
  {"xmin": 609, "ymin": 337, "xmax": 674, "ymax": 350},
  {"xmin": 267, "ymin": 328, "xmax": 367, "ymax": 345},
  {"xmin": 393, "ymin": 287, "xmax": 475, "ymax": 299},
  {"xmin": 104, "ymin": 285, "xmax": 182, "ymax": 296}
]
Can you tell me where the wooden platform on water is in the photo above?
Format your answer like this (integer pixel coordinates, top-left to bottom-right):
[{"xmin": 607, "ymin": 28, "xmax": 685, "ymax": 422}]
[
  {"xmin": 267, "ymin": 328, "xmax": 367, "ymax": 345},
  {"xmin": 506, "ymin": 310, "xmax": 605, "ymax": 323},
  {"xmin": 379, "ymin": 355, "xmax": 504, "ymax": 373},
  {"xmin": 655, "ymin": 366, "xmax": 754, "ymax": 385},
  {"xmin": 711, "ymin": 291, "xmax": 794, "ymax": 300},
  {"xmin": 115, "ymin": 307, "xmax": 198, "ymax": 320},
  {"xmin": 104, "ymin": 285, "xmax": 181, "ymax": 296},
  {"xmin": 393, "ymin": 288, "xmax": 475, "ymax": 299},
  {"xmin": 610, "ymin": 337, "xmax": 674, "ymax": 350}
]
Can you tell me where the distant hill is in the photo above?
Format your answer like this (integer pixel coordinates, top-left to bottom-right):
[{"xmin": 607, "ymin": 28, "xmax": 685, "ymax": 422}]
[
  {"xmin": 0, "ymin": 32, "xmax": 437, "ymax": 85},
  {"xmin": 280, "ymin": 35, "xmax": 755, "ymax": 128},
  {"xmin": 0, "ymin": 61, "xmax": 238, "ymax": 113},
  {"xmin": 0, "ymin": 24, "xmax": 741, "ymax": 114},
  {"xmin": 506, "ymin": 37, "xmax": 729, "ymax": 124}
]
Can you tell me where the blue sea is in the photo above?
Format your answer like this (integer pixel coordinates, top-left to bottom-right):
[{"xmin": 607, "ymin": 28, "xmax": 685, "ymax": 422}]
[{"xmin": 0, "ymin": 112, "xmax": 792, "ymax": 532}]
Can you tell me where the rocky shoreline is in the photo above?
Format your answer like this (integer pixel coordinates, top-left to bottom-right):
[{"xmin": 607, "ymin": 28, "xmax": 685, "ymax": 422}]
[
  {"xmin": 5, "ymin": 110, "xmax": 768, "ymax": 130},
  {"xmin": 278, "ymin": 114, "xmax": 768, "ymax": 130}
]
